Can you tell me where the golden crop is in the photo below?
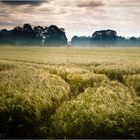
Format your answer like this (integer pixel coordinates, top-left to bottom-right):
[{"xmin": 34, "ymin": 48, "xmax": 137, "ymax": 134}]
[{"xmin": 0, "ymin": 46, "xmax": 140, "ymax": 138}]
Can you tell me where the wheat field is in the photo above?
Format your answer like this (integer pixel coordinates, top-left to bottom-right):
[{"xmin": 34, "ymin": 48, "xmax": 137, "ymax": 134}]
[{"xmin": 0, "ymin": 46, "xmax": 140, "ymax": 138}]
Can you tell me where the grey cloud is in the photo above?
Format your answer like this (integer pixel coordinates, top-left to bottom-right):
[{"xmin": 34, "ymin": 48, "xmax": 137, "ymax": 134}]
[
  {"xmin": 76, "ymin": 0, "xmax": 104, "ymax": 8},
  {"xmin": 0, "ymin": 21, "xmax": 20, "ymax": 26},
  {"xmin": 0, "ymin": 0, "xmax": 140, "ymax": 39}
]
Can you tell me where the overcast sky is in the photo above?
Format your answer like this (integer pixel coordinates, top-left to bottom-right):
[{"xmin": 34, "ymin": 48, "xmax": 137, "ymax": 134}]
[{"xmin": 0, "ymin": 0, "xmax": 140, "ymax": 40}]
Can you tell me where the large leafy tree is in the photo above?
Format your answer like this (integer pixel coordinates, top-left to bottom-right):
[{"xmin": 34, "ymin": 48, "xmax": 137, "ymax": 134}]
[
  {"xmin": 44, "ymin": 25, "xmax": 67, "ymax": 46},
  {"xmin": 91, "ymin": 30, "xmax": 117, "ymax": 46}
]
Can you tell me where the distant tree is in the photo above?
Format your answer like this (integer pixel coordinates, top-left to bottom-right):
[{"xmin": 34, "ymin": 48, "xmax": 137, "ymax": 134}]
[
  {"xmin": 92, "ymin": 30, "xmax": 117, "ymax": 40},
  {"xmin": 129, "ymin": 37, "xmax": 138, "ymax": 42},
  {"xmin": 0, "ymin": 31, "xmax": 2, "ymax": 43},
  {"xmin": 10, "ymin": 26, "xmax": 23, "ymax": 45},
  {"xmin": 0, "ymin": 29, "xmax": 5, "ymax": 43},
  {"xmin": 71, "ymin": 36, "xmax": 91, "ymax": 46},
  {"xmin": 71, "ymin": 36, "xmax": 79, "ymax": 46},
  {"xmin": 0, "ymin": 29, "xmax": 13, "ymax": 44},
  {"xmin": 138, "ymin": 37, "xmax": 140, "ymax": 43},
  {"xmin": 127, "ymin": 37, "xmax": 139, "ymax": 46},
  {"xmin": 117, "ymin": 36, "xmax": 127, "ymax": 42},
  {"xmin": 23, "ymin": 24, "xmax": 33, "ymax": 31},
  {"xmin": 11, "ymin": 24, "xmax": 37, "ymax": 45},
  {"xmin": 34, "ymin": 26, "xmax": 44, "ymax": 45},
  {"xmin": 44, "ymin": 25, "xmax": 67, "ymax": 46},
  {"xmin": 116, "ymin": 36, "xmax": 128, "ymax": 46},
  {"xmin": 91, "ymin": 29, "xmax": 117, "ymax": 46},
  {"xmin": 22, "ymin": 24, "xmax": 37, "ymax": 45}
]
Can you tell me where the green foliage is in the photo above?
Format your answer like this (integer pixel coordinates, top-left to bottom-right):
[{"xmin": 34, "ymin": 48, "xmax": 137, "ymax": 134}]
[
  {"xmin": 0, "ymin": 47, "xmax": 140, "ymax": 138},
  {"xmin": 0, "ymin": 66, "xmax": 70, "ymax": 138},
  {"xmin": 125, "ymin": 74, "xmax": 140, "ymax": 96},
  {"xmin": 66, "ymin": 73, "xmax": 108, "ymax": 96},
  {"xmin": 47, "ymin": 65, "xmax": 89, "ymax": 80},
  {"xmin": 51, "ymin": 81, "xmax": 140, "ymax": 139},
  {"xmin": 0, "ymin": 63, "xmax": 14, "ymax": 71},
  {"xmin": 93, "ymin": 64, "xmax": 140, "ymax": 82},
  {"xmin": 47, "ymin": 65, "xmax": 108, "ymax": 96}
]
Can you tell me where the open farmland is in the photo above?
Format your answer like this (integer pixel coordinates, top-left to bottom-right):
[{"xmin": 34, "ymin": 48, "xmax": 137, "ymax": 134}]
[{"xmin": 0, "ymin": 46, "xmax": 140, "ymax": 138}]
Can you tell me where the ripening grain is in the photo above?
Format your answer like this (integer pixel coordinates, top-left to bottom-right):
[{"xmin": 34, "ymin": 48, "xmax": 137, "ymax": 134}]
[{"xmin": 0, "ymin": 46, "xmax": 140, "ymax": 138}]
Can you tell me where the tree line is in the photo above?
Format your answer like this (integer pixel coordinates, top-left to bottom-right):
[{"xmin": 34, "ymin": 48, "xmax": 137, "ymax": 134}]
[
  {"xmin": 71, "ymin": 30, "xmax": 140, "ymax": 47},
  {"xmin": 0, "ymin": 24, "xmax": 140, "ymax": 46},
  {"xmin": 0, "ymin": 24, "xmax": 67, "ymax": 46}
]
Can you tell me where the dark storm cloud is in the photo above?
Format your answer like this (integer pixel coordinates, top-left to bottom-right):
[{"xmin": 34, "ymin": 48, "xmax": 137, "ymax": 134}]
[
  {"xmin": 0, "ymin": 0, "xmax": 50, "ymax": 6},
  {"xmin": 76, "ymin": 0, "xmax": 104, "ymax": 8}
]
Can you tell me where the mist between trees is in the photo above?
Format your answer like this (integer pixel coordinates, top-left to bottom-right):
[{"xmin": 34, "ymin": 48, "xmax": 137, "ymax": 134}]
[{"xmin": 0, "ymin": 24, "xmax": 140, "ymax": 47}]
